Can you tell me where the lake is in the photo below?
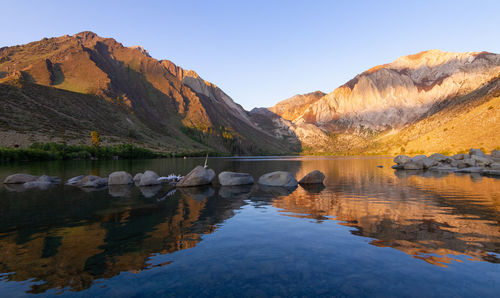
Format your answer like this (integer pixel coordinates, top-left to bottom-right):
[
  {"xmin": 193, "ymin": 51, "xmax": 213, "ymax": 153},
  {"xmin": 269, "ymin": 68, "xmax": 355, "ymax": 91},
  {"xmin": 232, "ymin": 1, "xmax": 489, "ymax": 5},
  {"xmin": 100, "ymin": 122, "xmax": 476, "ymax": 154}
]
[{"xmin": 0, "ymin": 156, "xmax": 499, "ymax": 297}]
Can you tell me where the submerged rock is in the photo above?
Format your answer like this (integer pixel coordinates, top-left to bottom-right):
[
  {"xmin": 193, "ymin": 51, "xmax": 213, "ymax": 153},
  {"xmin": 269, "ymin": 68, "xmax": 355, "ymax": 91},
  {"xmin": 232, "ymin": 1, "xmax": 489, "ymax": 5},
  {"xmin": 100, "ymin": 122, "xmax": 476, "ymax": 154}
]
[
  {"xmin": 108, "ymin": 171, "xmax": 133, "ymax": 185},
  {"xmin": 218, "ymin": 171, "xmax": 254, "ymax": 186},
  {"xmin": 489, "ymin": 162, "xmax": 500, "ymax": 170},
  {"xmin": 22, "ymin": 175, "xmax": 60, "ymax": 190},
  {"xmin": 81, "ymin": 176, "xmax": 108, "ymax": 188},
  {"xmin": 258, "ymin": 171, "xmax": 298, "ymax": 187},
  {"xmin": 66, "ymin": 175, "xmax": 85, "ymax": 185},
  {"xmin": 454, "ymin": 167, "xmax": 484, "ymax": 173},
  {"xmin": 298, "ymin": 170, "xmax": 325, "ymax": 184},
  {"xmin": 4, "ymin": 173, "xmax": 38, "ymax": 184},
  {"xmin": 482, "ymin": 170, "xmax": 500, "ymax": 176},
  {"xmin": 176, "ymin": 166, "xmax": 215, "ymax": 187}
]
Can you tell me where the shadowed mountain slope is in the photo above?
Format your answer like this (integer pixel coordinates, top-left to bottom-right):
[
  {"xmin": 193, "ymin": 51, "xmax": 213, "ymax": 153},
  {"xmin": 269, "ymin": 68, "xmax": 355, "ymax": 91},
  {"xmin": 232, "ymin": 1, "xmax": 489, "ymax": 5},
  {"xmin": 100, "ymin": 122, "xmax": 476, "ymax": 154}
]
[{"xmin": 0, "ymin": 32, "xmax": 297, "ymax": 154}]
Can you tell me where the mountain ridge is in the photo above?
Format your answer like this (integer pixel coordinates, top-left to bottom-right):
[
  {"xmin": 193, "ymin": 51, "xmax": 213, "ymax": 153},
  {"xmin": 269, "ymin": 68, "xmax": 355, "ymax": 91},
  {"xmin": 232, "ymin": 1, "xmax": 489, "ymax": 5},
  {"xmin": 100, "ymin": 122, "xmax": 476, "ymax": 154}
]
[
  {"xmin": 259, "ymin": 49, "xmax": 500, "ymax": 154},
  {"xmin": 0, "ymin": 31, "xmax": 296, "ymax": 154}
]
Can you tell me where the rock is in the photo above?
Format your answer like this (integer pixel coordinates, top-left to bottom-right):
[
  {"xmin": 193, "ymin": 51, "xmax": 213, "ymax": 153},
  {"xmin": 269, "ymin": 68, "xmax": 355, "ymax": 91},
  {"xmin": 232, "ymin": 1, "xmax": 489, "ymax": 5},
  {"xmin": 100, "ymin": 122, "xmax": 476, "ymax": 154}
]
[
  {"xmin": 66, "ymin": 175, "xmax": 85, "ymax": 185},
  {"xmin": 108, "ymin": 171, "xmax": 133, "ymax": 185},
  {"xmin": 133, "ymin": 173, "xmax": 143, "ymax": 183},
  {"xmin": 403, "ymin": 161, "xmax": 424, "ymax": 170},
  {"xmin": 76, "ymin": 175, "xmax": 101, "ymax": 187},
  {"xmin": 489, "ymin": 162, "xmax": 500, "ymax": 170},
  {"xmin": 300, "ymin": 183, "xmax": 326, "ymax": 194},
  {"xmin": 471, "ymin": 155, "xmax": 493, "ymax": 167},
  {"xmin": 392, "ymin": 164, "xmax": 404, "ymax": 169},
  {"xmin": 482, "ymin": 170, "xmax": 500, "ymax": 176},
  {"xmin": 22, "ymin": 175, "xmax": 60, "ymax": 190},
  {"xmin": 462, "ymin": 158, "xmax": 476, "ymax": 167},
  {"xmin": 492, "ymin": 150, "xmax": 500, "ymax": 158},
  {"xmin": 394, "ymin": 155, "xmax": 411, "ymax": 165},
  {"xmin": 454, "ymin": 167, "xmax": 484, "ymax": 173},
  {"xmin": 218, "ymin": 171, "xmax": 254, "ymax": 186},
  {"xmin": 258, "ymin": 171, "xmax": 298, "ymax": 187},
  {"xmin": 176, "ymin": 166, "xmax": 215, "ymax": 187},
  {"xmin": 298, "ymin": 170, "xmax": 325, "ymax": 184},
  {"xmin": 37, "ymin": 175, "xmax": 60, "ymax": 184},
  {"xmin": 453, "ymin": 153, "xmax": 469, "ymax": 160},
  {"xmin": 429, "ymin": 153, "xmax": 448, "ymax": 162},
  {"xmin": 4, "ymin": 173, "xmax": 38, "ymax": 184},
  {"xmin": 446, "ymin": 159, "xmax": 458, "ymax": 167},
  {"xmin": 81, "ymin": 177, "xmax": 108, "ymax": 188},
  {"xmin": 138, "ymin": 170, "xmax": 160, "ymax": 186},
  {"xmin": 469, "ymin": 148, "xmax": 485, "ymax": 157},
  {"xmin": 23, "ymin": 181, "xmax": 52, "ymax": 190},
  {"xmin": 422, "ymin": 158, "xmax": 438, "ymax": 169},
  {"xmin": 456, "ymin": 160, "xmax": 468, "ymax": 169},
  {"xmin": 411, "ymin": 155, "xmax": 427, "ymax": 162}
]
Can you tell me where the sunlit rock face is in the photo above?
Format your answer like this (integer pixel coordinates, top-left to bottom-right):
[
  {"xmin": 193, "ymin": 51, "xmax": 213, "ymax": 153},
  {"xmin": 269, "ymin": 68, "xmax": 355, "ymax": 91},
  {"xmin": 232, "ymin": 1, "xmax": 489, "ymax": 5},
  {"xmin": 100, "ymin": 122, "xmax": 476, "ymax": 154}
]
[
  {"xmin": 255, "ymin": 50, "xmax": 500, "ymax": 153},
  {"xmin": 296, "ymin": 50, "xmax": 500, "ymax": 130}
]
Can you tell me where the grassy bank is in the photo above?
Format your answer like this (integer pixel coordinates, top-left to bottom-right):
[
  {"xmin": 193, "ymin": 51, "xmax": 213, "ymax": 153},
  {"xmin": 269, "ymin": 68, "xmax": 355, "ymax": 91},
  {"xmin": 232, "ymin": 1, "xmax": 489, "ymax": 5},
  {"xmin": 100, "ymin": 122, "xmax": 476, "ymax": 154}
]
[{"xmin": 0, "ymin": 142, "xmax": 227, "ymax": 162}]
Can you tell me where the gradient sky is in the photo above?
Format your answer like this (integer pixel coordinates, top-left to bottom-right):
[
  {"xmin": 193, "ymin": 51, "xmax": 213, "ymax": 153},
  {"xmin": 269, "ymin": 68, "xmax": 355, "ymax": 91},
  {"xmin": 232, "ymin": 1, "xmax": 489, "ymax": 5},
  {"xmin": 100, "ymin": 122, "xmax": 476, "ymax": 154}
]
[{"xmin": 2, "ymin": 0, "xmax": 500, "ymax": 110}]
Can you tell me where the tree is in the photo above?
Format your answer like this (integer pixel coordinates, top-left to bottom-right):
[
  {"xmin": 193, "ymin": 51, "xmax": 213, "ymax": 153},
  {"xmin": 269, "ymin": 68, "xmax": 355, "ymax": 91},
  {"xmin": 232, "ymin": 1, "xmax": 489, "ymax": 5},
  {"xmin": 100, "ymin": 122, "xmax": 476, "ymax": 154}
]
[{"xmin": 90, "ymin": 131, "xmax": 100, "ymax": 147}]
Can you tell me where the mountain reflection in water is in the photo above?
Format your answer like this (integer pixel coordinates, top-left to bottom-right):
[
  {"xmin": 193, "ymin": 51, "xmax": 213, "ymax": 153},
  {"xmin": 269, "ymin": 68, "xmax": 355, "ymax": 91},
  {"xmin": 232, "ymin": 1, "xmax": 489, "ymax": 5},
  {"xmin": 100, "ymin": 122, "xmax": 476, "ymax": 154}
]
[{"xmin": 0, "ymin": 157, "xmax": 498, "ymax": 295}]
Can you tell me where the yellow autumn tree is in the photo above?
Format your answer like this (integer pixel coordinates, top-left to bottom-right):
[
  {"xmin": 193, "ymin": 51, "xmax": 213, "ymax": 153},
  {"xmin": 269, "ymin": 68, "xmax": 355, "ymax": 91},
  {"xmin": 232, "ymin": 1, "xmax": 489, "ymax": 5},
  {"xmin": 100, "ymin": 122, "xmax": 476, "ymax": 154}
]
[{"xmin": 90, "ymin": 131, "xmax": 100, "ymax": 147}]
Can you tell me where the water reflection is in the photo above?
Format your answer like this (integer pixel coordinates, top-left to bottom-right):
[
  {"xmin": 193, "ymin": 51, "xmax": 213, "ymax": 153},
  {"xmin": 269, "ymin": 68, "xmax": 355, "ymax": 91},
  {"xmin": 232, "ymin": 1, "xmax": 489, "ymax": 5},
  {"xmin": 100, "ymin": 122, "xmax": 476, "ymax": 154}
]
[
  {"xmin": 0, "ymin": 184, "xmax": 245, "ymax": 293},
  {"xmin": 272, "ymin": 159, "xmax": 500, "ymax": 267},
  {"xmin": 0, "ymin": 157, "xmax": 499, "ymax": 294}
]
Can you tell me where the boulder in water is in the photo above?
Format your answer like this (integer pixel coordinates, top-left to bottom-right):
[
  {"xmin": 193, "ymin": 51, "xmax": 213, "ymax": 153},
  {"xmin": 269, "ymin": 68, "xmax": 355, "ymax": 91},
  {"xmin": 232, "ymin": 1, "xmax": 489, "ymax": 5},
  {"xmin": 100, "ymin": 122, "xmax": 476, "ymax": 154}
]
[
  {"xmin": 298, "ymin": 170, "xmax": 325, "ymax": 184},
  {"xmin": 4, "ymin": 173, "xmax": 38, "ymax": 184},
  {"xmin": 218, "ymin": 171, "xmax": 254, "ymax": 186},
  {"xmin": 258, "ymin": 171, "xmax": 298, "ymax": 187},
  {"xmin": 108, "ymin": 171, "xmax": 133, "ymax": 185},
  {"xmin": 176, "ymin": 166, "xmax": 215, "ymax": 187}
]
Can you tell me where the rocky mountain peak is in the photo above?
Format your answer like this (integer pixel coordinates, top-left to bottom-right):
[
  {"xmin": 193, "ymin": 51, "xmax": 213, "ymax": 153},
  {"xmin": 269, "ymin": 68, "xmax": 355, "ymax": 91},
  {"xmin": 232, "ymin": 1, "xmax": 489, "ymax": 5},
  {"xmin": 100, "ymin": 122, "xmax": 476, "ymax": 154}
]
[{"xmin": 129, "ymin": 45, "xmax": 151, "ymax": 58}]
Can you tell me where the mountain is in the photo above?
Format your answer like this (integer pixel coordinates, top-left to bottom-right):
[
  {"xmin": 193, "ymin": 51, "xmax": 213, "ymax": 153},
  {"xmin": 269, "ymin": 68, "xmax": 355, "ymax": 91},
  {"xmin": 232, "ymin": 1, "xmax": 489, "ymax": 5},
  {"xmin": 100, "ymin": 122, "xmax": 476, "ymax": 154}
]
[
  {"xmin": 255, "ymin": 50, "xmax": 500, "ymax": 154},
  {"xmin": 0, "ymin": 31, "xmax": 295, "ymax": 155}
]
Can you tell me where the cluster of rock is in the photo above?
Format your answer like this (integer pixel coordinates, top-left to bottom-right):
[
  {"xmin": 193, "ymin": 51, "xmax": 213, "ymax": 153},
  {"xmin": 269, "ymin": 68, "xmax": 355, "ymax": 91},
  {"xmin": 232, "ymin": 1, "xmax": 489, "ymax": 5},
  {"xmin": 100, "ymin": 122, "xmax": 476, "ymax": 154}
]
[
  {"xmin": 176, "ymin": 166, "xmax": 325, "ymax": 188},
  {"xmin": 3, "ymin": 170, "xmax": 182, "ymax": 192},
  {"xmin": 3, "ymin": 166, "xmax": 327, "ymax": 197},
  {"xmin": 393, "ymin": 149, "xmax": 500, "ymax": 176},
  {"xmin": 3, "ymin": 174, "xmax": 61, "ymax": 190}
]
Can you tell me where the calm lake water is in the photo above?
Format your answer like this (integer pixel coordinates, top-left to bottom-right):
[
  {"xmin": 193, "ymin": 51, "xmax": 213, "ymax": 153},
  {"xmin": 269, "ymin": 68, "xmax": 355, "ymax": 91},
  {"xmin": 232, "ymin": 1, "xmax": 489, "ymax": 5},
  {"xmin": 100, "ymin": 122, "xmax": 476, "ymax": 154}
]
[{"xmin": 0, "ymin": 157, "xmax": 499, "ymax": 297}]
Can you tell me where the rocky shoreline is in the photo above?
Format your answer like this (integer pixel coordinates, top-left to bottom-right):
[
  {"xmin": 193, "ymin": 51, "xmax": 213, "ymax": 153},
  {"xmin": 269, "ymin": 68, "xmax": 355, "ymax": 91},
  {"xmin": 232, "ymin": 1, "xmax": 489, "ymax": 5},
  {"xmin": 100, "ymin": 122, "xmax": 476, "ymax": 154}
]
[{"xmin": 392, "ymin": 148, "xmax": 500, "ymax": 176}]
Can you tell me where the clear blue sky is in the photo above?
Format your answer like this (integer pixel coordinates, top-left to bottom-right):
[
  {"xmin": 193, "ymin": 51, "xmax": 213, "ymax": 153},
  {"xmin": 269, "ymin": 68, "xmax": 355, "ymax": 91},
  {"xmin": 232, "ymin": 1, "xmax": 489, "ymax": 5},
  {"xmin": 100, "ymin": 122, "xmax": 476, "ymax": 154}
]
[{"xmin": 1, "ymin": 0, "xmax": 500, "ymax": 110}]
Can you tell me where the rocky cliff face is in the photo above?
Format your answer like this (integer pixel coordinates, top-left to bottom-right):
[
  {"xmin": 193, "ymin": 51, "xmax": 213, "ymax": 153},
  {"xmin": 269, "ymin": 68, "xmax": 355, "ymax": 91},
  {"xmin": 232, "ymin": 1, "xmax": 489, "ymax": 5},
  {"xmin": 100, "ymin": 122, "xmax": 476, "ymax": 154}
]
[
  {"xmin": 299, "ymin": 50, "xmax": 500, "ymax": 129},
  {"xmin": 0, "ymin": 32, "xmax": 291, "ymax": 154},
  {"xmin": 256, "ymin": 50, "xmax": 500, "ymax": 154}
]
